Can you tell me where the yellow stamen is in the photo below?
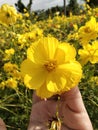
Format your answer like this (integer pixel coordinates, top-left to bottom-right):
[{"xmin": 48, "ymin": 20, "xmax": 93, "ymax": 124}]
[
  {"xmin": 44, "ymin": 60, "xmax": 57, "ymax": 72},
  {"xmin": 84, "ymin": 27, "xmax": 91, "ymax": 33}
]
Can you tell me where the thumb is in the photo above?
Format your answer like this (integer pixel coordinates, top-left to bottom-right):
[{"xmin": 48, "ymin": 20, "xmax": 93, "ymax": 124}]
[
  {"xmin": 60, "ymin": 86, "xmax": 85, "ymax": 113},
  {"xmin": 0, "ymin": 118, "xmax": 7, "ymax": 130}
]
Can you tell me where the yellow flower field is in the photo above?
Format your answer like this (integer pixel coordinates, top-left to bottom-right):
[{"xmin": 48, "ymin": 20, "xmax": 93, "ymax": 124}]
[{"xmin": 0, "ymin": 3, "xmax": 98, "ymax": 130}]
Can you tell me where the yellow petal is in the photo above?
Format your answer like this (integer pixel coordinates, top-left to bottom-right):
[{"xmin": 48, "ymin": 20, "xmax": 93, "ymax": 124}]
[
  {"xmin": 24, "ymin": 74, "xmax": 32, "ymax": 89},
  {"xmin": 46, "ymin": 71, "xmax": 66, "ymax": 93},
  {"xmin": 54, "ymin": 47, "xmax": 65, "ymax": 64},
  {"xmin": 27, "ymin": 41, "xmax": 48, "ymax": 64},
  {"xmin": 42, "ymin": 37, "xmax": 59, "ymax": 59},
  {"xmin": 21, "ymin": 59, "xmax": 47, "ymax": 89},
  {"xmin": 36, "ymin": 83, "xmax": 54, "ymax": 99},
  {"xmin": 58, "ymin": 62, "xmax": 82, "ymax": 87},
  {"xmin": 27, "ymin": 36, "xmax": 59, "ymax": 64},
  {"xmin": 58, "ymin": 43, "xmax": 76, "ymax": 62}
]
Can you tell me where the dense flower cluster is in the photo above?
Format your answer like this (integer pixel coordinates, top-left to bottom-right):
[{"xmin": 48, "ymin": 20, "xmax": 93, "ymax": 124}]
[{"xmin": 0, "ymin": 3, "xmax": 98, "ymax": 94}]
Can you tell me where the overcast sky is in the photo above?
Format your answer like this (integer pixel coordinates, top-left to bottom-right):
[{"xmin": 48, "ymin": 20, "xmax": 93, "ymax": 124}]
[{"xmin": 0, "ymin": 0, "xmax": 84, "ymax": 11}]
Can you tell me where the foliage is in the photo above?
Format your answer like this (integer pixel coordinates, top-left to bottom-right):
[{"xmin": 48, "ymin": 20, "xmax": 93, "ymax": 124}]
[
  {"xmin": 15, "ymin": 0, "xmax": 33, "ymax": 13},
  {"xmin": 0, "ymin": 3, "xmax": 98, "ymax": 130},
  {"xmin": 85, "ymin": 0, "xmax": 98, "ymax": 8},
  {"xmin": 67, "ymin": 0, "xmax": 80, "ymax": 15}
]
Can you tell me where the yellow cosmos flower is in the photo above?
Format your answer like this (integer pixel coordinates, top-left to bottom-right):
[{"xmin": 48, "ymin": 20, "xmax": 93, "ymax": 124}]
[
  {"xmin": 3, "ymin": 62, "xmax": 18, "ymax": 72},
  {"xmin": 90, "ymin": 76, "xmax": 98, "ymax": 86},
  {"xmin": 78, "ymin": 41, "xmax": 98, "ymax": 65},
  {"xmin": 5, "ymin": 48, "xmax": 15, "ymax": 55},
  {"xmin": 86, "ymin": 0, "xmax": 90, "ymax": 2},
  {"xmin": 5, "ymin": 78, "xmax": 18, "ymax": 90},
  {"xmin": 0, "ymin": 81, "xmax": 6, "ymax": 89},
  {"xmin": 21, "ymin": 36, "xmax": 82, "ymax": 98},
  {"xmin": 78, "ymin": 16, "xmax": 98, "ymax": 46},
  {"xmin": 0, "ymin": 4, "xmax": 18, "ymax": 25},
  {"xmin": 17, "ymin": 29, "xmax": 43, "ymax": 48}
]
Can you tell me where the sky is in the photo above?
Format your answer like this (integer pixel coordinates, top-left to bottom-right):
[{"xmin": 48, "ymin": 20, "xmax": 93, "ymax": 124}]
[{"xmin": 0, "ymin": 0, "xmax": 84, "ymax": 11}]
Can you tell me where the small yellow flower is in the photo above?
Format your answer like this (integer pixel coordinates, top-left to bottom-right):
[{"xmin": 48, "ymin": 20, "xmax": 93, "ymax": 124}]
[
  {"xmin": 0, "ymin": 81, "xmax": 6, "ymax": 89},
  {"xmin": 5, "ymin": 78, "xmax": 18, "ymax": 89},
  {"xmin": 67, "ymin": 33, "xmax": 79, "ymax": 41},
  {"xmin": 12, "ymin": 70, "xmax": 22, "ymax": 80},
  {"xmin": 21, "ymin": 36, "xmax": 82, "ymax": 98},
  {"xmin": 78, "ymin": 41, "xmax": 98, "ymax": 65},
  {"xmin": 0, "ymin": 4, "xmax": 18, "ymax": 25},
  {"xmin": 87, "ymin": 0, "xmax": 90, "ymax": 2},
  {"xmin": 18, "ymin": 28, "xmax": 43, "ymax": 48},
  {"xmin": 5, "ymin": 48, "xmax": 15, "ymax": 55},
  {"xmin": 24, "ymin": 12, "xmax": 29, "ymax": 17},
  {"xmin": 73, "ymin": 24, "xmax": 78, "ymax": 31},
  {"xmin": 3, "ymin": 62, "xmax": 18, "ymax": 72},
  {"xmin": 78, "ymin": 16, "xmax": 98, "ymax": 46},
  {"xmin": 4, "ymin": 48, "xmax": 15, "ymax": 60},
  {"xmin": 90, "ymin": 76, "xmax": 98, "ymax": 86}
]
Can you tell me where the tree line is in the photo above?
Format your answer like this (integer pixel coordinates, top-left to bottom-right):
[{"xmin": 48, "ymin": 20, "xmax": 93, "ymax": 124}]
[{"xmin": 15, "ymin": 0, "xmax": 98, "ymax": 15}]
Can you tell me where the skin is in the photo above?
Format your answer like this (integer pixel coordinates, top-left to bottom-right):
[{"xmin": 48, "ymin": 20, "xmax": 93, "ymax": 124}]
[
  {"xmin": 28, "ymin": 87, "xmax": 93, "ymax": 130},
  {"xmin": 0, "ymin": 118, "xmax": 7, "ymax": 130}
]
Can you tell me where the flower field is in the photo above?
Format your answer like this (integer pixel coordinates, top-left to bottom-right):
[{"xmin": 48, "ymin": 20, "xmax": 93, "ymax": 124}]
[{"xmin": 0, "ymin": 3, "xmax": 98, "ymax": 130}]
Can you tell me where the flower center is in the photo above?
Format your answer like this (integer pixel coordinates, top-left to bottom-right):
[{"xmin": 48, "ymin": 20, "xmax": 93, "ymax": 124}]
[
  {"xmin": 44, "ymin": 60, "xmax": 57, "ymax": 72},
  {"xmin": 84, "ymin": 27, "xmax": 91, "ymax": 33},
  {"xmin": 6, "ymin": 12, "xmax": 10, "ymax": 17}
]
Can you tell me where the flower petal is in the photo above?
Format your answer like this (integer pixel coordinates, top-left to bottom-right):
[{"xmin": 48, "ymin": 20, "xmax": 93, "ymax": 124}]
[
  {"xmin": 43, "ymin": 37, "xmax": 59, "ymax": 59},
  {"xmin": 27, "ymin": 41, "xmax": 48, "ymax": 64},
  {"xmin": 24, "ymin": 74, "xmax": 32, "ymax": 89},
  {"xmin": 46, "ymin": 71, "xmax": 67, "ymax": 93},
  {"xmin": 58, "ymin": 61, "xmax": 82, "ymax": 88},
  {"xmin": 36, "ymin": 83, "xmax": 54, "ymax": 99},
  {"xmin": 58, "ymin": 43, "xmax": 76, "ymax": 62},
  {"xmin": 27, "ymin": 37, "xmax": 59, "ymax": 64},
  {"xmin": 54, "ymin": 47, "xmax": 65, "ymax": 64},
  {"xmin": 21, "ymin": 59, "xmax": 47, "ymax": 89}
]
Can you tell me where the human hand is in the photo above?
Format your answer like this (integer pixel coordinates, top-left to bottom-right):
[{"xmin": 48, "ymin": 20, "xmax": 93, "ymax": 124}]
[
  {"xmin": 0, "ymin": 118, "xmax": 6, "ymax": 130},
  {"xmin": 28, "ymin": 87, "xmax": 93, "ymax": 130}
]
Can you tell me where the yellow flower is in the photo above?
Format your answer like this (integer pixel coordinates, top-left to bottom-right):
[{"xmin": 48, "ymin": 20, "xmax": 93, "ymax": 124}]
[
  {"xmin": 87, "ymin": 0, "xmax": 90, "ymax": 2},
  {"xmin": 67, "ymin": 33, "xmax": 79, "ymax": 41},
  {"xmin": 3, "ymin": 62, "xmax": 18, "ymax": 72},
  {"xmin": 5, "ymin": 48, "xmax": 15, "ymax": 55},
  {"xmin": 4, "ymin": 48, "xmax": 15, "ymax": 60},
  {"xmin": 73, "ymin": 24, "xmax": 78, "ymax": 31},
  {"xmin": 0, "ymin": 4, "xmax": 18, "ymax": 25},
  {"xmin": 5, "ymin": 78, "xmax": 18, "ymax": 89},
  {"xmin": 0, "ymin": 81, "xmax": 6, "ymax": 89},
  {"xmin": 12, "ymin": 70, "xmax": 22, "ymax": 80},
  {"xmin": 21, "ymin": 36, "xmax": 82, "ymax": 98},
  {"xmin": 90, "ymin": 76, "xmax": 98, "ymax": 86},
  {"xmin": 78, "ymin": 41, "xmax": 98, "ymax": 65},
  {"xmin": 24, "ymin": 12, "xmax": 29, "ymax": 17},
  {"xmin": 17, "ymin": 28, "xmax": 43, "ymax": 48},
  {"xmin": 78, "ymin": 16, "xmax": 98, "ymax": 46}
]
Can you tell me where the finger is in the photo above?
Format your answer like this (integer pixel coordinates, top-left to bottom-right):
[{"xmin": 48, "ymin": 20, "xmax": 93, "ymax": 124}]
[
  {"xmin": 33, "ymin": 91, "xmax": 59, "ymax": 104},
  {"xmin": 59, "ymin": 87, "xmax": 93, "ymax": 130},
  {"xmin": 61, "ymin": 124, "xmax": 72, "ymax": 130},
  {"xmin": 60, "ymin": 87, "xmax": 80, "ymax": 101},
  {"xmin": 28, "ymin": 123, "xmax": 48, "ymax": 130},
  {"xmin": 32, "ymin": 91, "xmax": 42, "ymax": 104},
  {"xmin": 62, "ymin": 103, "xmax": 93, "ymax": 130},
  {"xmin": 28, "ymin": 100, "xmax": 57, "ymax": 130},
  {"xmin": 0, "ymin": 118, "xmax": 6, "ymax": 130},
  {"xmin": 60, "ymin": 87, "xmax": 87, "ymax": 113}
]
